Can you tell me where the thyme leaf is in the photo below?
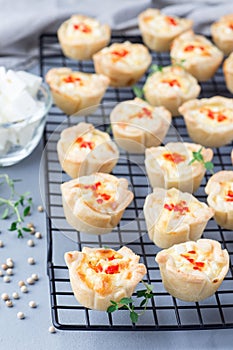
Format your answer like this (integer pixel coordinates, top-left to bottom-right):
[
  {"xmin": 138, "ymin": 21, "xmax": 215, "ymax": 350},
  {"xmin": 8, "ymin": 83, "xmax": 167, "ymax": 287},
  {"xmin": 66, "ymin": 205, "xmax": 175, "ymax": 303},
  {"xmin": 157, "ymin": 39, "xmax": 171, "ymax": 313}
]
[
  {"xmin": 132, "ymin": 85, "xmax": 144, "ymax": 99},
  {"xmin": 0, "ymin": 174, "xmax": 33, "ymax": 238},
  {"xmin": 188, "ymin": 148, "xmax": 214, "ymax": 173},
  {"xmin": 107, "ymin": 282, "xmax": 153, "ymax": 324}
]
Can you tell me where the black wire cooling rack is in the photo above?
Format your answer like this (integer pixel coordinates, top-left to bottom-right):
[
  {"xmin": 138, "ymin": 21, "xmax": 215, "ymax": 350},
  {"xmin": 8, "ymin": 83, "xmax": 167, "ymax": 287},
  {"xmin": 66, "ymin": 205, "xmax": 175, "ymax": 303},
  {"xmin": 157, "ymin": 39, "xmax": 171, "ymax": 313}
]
[{"xmin": 40, "ymin": 33, "xmax": 233, "ymax": 331}]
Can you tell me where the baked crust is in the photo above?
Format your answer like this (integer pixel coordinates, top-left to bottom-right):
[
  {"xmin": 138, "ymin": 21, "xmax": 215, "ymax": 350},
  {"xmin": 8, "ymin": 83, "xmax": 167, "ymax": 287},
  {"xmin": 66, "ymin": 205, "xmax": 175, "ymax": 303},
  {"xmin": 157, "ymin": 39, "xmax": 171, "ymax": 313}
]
[
  {"xmin": 205, "ymin": 170, "xmax": 233, "ymax": 230},
  {"xmin": 144, "ymin": 187, "xmax": 214, "ymax": 248},
  {"xmin": 170, "ymin": 30, "xmax": 223, "ymax": 81},
  {"xmin": 179, "ymin": 96, "xmax": 233, "ymax": 148},
  {"xmin": 45, "ymin": 67, "xmax": 109, "ymax": 115},
  {"xmin": 145, "ymin": 142, "xmax": 213, "ymax": 193},
  {"xmin": 57, "ymin": 14, "xmax": 111, "ymax": 60},
  {"xmin": 57, "ymin": 122, "xmax": 119, "ymax": 178},
  {"xmin": 156, "ymin": 239, "xmax": 229, "ymax": 302},
  {"xmin": 138, "ymin": 8, "xmax": 193, "ymax": 52},
  {"xmin": 110, "ymin": 98, "xmax": 171, "ymax": 153},
  {"xmin": 61, "ymin": 173, "xmax": 134, "ymax": 234},
  {"xmin": 93, "ymin": 41, "xmax": 152, "ymax": 87},
  {"xmin": 211, "ymin": 14, "xmax": 233, "ymax": 56},
  {"xmin": 143, "ymin": 65, "xmax": 201, "ymax": 116},
  {"xmin": 64, "ymin": 246, "xmax": 147, "ymax": 311},
  {"xmin": 223, "ymin": 52, "xmax": 233, "ymax": 94}
]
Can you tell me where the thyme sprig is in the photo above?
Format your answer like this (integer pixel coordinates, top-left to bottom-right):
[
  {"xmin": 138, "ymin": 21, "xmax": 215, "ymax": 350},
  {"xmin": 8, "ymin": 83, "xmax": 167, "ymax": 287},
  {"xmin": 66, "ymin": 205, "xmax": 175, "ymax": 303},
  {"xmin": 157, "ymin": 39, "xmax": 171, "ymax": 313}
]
[
  {"xmin": 188, "ymin": 147, "xmax": 214, "ymax": 173},
  {"xmin": 132, "ymin": 85, "xmax": 145, "ymax": 100},
  {"xmin": 149, "ymin": 64, "xmax": 163, "ymax": 73},
  {"xmin": 0, "ymin": 174, "xmax": 33, "ymax": 238},
  {"xmin": 107, "ymin": 281, "xmax": 153, "ymax": 324}
]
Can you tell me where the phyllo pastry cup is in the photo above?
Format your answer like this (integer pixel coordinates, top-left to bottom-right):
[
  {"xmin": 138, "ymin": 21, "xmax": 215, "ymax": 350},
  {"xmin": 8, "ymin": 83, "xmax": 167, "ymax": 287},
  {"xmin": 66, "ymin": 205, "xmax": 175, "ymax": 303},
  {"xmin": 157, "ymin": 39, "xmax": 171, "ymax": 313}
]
[
  {"xmin": 223, "ymin": 52, "xmax": 233, "ymax": 94},
  {"xmin": 143, "ymin": 65, "xmax": 201, "ymax": 116},
  {"xmin": 138, "ymin": 8, "xmax": 193, "ymax": 52},
  {"xmin": 57, "ymin": 14, "xmax": 111, "ymax": 60},
  {"xmin": 211, "ymin": 14, "xmax": 233, "ymax": 56},
  {"xmin": 205, "ymin": 170, "xmax": 233, "ymax": 230},
  {"xmin": 145, "ymin": 142, "xmax": 213, "ymax": 193},
  {"xmin": 45, "ymin": 67, "xmax": 109, "ymax": 115},
  {"xmin": 93, "ymin": 41, "xmax": 152, "ymax": 87},
  {"xmin": 156, "ymin": 239, "xmax": 229, "ymax": 302},
  {"xmin": 57, "ymin": 122, "xmax": 119, "ymax": 178},
  {"xmin": 170, "ymin": 30, "xmax": 223, "ymax": 82},
  {"xmin": 110, "ymin": 98, "xmax": 171, "ymax": 153},
  {"xmin": 179, "ymin": 96, "xmax": 233, "ymax": 148},
  {"xmin": 144, "ymin": 187, "xmax": 214, "ymax": 249},
  {"xmin": 64, "ymin": 246, "xmax": 147, "ymax": 311},
  {"xmin": 61, "ymin": 173, "xmax": 134, "ymax": 234}
]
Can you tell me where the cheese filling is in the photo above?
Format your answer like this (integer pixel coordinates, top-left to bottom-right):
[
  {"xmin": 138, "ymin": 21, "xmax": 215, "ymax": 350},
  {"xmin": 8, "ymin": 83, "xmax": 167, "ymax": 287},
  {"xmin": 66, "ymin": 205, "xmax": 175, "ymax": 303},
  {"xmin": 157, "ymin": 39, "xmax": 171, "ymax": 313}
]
[
  {"xmin": 142, "ymin": 13, "xmax": 184, "ymax": 34},
  {"xmin": 153, "ymin": 191, "xmax": 204, "ymax": 232},
  {"xmin": 73, "ymin": 175, "xmax": 119, "ymax": 213},
  {"xmin": 172, "ymin": 40, "xmax": 218, "ymax": 60},
  {"xmin": 169, "ymin": 242, "xmax": 224, "ymax": 281},
  {"xmin": 153, "ymin": 148, "xmax": 194, "ymax": 179},
  {"xmin": 212, "ymin": 181, "xmax": 233, "ymax": 211},
  {"xmin": 101, "ymin": 43, "xmax": 149, "ymax": 68},
  {"xmin": 58, "ymin": 73, "xmax": 102, "ymax": 95},
  {"xmin": 189, "ymin": 104, "xmax": 233, "ymax": 127},
  {"xmin": 65, "ymin": 16, "xmax": 103, "ymax": 39},
  {"xmin": 145, "ymin": 67, "xmax": 195, "ymax": 95},
  {"xmin": 115, "ymin": 101, "xmax": 161, "ymax": 132},
  {"xmin": 214, "ymin": 21, "xmax": 233, "ymax": 36},
  {"xmin": 77, "ymin": 249, "xmax": 132, "ymax": 296},
  {"xmin": 69, "ymin": 131, "xmax": 106, "ymax": 157}
]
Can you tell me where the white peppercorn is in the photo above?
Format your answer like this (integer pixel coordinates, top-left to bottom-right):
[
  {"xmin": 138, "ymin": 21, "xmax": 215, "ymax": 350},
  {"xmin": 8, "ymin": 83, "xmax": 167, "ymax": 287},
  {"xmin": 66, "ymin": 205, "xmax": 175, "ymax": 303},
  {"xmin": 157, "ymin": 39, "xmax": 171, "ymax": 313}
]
[
  {"xmin": 18, "ymin": 280, "xmax": 25, "ymax": 287},
  {"xmin": 27, "ymin": 239, "xmax": 35, "ymax": 247},
  {"xmin": 3, "ymin": 276, "xmax": 11, "ymax": 283},
  {"xmin": 26, "ymin": 277, "xmax": 34, "ymax": 285},
  {"xmin": 35, "ymin": 232, "xmax": 42, "ymax": 239},
  {"xmin": 29, "ymin": 301, "xmax": 37, "ymax": 308},
  {"xmin": 21, "ymin": 285, "xmax": 28, "ymax": 293},
  {"xmin": 1, "ymin": 293, "xmax": 9, "ymax": 301},
  {"xmin": 6, "ymin": 268, "xmax": 13, "ymax": 276},
  {"xmin": 48, "ymin": 326, "xmax": 56, "ymax": 333},
  {"xmin": 6, "ymin": 300, "xmax": 13, "ymax": 307},
  {"xmin": 31, "ymin": 273, "xmax": 39, "ymax": 281},
  {"xmin": 12, "ymin": 292, "xmax": 20, "ymax": 300},
  {"xmin": 27, "ymin": 257, "xmax": 35, "ymax": 265},
  {"xmin": 17, "ymin": 312, "xmax": 25, "ymax": 319}
]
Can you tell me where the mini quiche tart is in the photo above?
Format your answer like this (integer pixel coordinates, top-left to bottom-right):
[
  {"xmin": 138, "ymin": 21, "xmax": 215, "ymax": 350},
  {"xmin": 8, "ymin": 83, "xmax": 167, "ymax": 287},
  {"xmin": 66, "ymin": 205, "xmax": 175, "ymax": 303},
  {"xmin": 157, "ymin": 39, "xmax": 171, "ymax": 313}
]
[
  {"xmin": 110, "ymin": 97, "xmax": 171, "ymax": 153},
  {"xmin": 144, "ymin": 187, "xmax": 214, "ymax": 249},
  {"xmin": 211, "ymin": 14, "xmax": 233, "ymax": 56},
  {"xmin": 61, "ymin": 173, "xmax": 134, "ymax": 234},
  {"xmin": 143, "ymin": 65, "xmax": 201, "ymax": 116},
  {"xmin": 155, "ymin": 239, "xmax": 229, "ymax": 302},
  {"xmin": 57, "ymin": 14, "xmax": 111, "ymax": 60},
  {"xmin": 223, "ymin": 52, "xmax": 233, "ymax": 94},
  {"xmin": 205, "ymin": 171, "xmax": 233, "ymax": 230},
  {"xmin": 45, "ymin": 67, "xmax": 109, "ymax": 115},
  {"xmin": 145, "ymin": 142, "xmax": 213, "ymax": 193},
  {"xmin": 64, "ymin": 246, "xmax": 147, "ymax": 311},
  {"xmin": 138, "ymin": 8, "xmax": 193, "ymax": 52},
  {"xmin": 57, "ymin": 122, "xmax": 119, "ymax": 178},
  {"xmin": 179, "ymin": 96, "xmax": 233, "ymax": 148},
  {"xmin": 170, "ymin": 30, "xmax": 223, "ymax": 81},
  {"xmin": 93, "ymin": 41, "xmax": 152, "ymax": 87}
]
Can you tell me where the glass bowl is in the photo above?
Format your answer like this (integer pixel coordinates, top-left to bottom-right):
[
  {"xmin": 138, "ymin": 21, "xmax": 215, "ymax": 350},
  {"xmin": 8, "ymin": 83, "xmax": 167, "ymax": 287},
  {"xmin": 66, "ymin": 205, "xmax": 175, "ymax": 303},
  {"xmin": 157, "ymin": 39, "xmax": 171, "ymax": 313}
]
[{"xmin": 0, "ymin": 83, "xmax": 52, "ymax": 167}]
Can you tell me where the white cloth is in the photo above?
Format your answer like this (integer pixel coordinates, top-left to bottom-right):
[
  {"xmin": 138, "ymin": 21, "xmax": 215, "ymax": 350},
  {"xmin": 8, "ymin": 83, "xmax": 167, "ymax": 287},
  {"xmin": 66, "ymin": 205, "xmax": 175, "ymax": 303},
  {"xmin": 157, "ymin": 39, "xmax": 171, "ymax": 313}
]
[{"xmin": 1, "ymin": 0, "xmax": 233, "ymax": 69}]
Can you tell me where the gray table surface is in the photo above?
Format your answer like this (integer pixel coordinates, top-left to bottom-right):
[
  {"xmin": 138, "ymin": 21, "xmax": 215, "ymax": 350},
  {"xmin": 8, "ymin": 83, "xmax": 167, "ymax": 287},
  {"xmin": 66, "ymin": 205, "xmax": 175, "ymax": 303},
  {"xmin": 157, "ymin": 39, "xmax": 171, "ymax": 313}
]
[{"xmin": 0, "ymin": 137, "xmax": 232, "ymax": 350}]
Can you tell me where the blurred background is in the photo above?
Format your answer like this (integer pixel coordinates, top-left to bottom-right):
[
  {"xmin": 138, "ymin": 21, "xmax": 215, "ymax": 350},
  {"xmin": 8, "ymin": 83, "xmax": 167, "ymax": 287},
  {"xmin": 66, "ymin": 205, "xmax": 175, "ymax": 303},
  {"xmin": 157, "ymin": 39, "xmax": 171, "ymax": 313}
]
[{"xmin": 0, "ymin": 0, "xmax": 233, "ymax": 69}]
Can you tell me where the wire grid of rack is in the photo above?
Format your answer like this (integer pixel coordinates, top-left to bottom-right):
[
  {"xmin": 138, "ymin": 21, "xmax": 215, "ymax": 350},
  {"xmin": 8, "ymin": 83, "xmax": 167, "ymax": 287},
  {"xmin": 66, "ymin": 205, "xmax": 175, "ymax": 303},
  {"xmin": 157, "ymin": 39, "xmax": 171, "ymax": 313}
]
[{"xmin": 40, "ymin": 33, "xmax": 233, "ymax": 331}]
